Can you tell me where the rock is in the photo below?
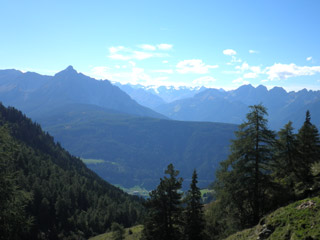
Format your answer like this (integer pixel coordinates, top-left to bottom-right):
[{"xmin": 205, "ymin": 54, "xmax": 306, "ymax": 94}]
[
  {"xmin": 257, "ymin": 224, "xmax": 274, "ymax": 240},
  {"xmin": 296, "ymin": 200, "xmax": 316, "ymax": 210}
]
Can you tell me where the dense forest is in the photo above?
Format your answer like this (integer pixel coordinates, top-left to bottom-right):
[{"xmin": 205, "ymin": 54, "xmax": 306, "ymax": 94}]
[{"xmin": 0, "ymin": 103, "xmax": 145, "ymax": 240}]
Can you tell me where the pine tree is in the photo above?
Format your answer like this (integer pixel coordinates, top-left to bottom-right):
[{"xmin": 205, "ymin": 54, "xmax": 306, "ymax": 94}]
[
  {"xmin": 296, "ymin": 111, "xmax": 320, "ymax": 195},
  {"xmin": 214, "ymin": 104, "xmax": 276, "ymax": 228},
  {"xmin": 141, "ymin": 164, "xmax": 183, "ymax": 240},
  {"xmin": 273, "ymin": 121, "xmax": 298, "ymax": 199},
  {"xmin": 184, "ymin": 170, "xmax": 206, "ymax": 240}
]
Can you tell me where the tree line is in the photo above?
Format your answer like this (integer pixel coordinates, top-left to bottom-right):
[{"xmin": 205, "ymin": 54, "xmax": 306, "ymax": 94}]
[{"xmin": 206, "ymin": 104, "xmax": 320, "ymax": 239}]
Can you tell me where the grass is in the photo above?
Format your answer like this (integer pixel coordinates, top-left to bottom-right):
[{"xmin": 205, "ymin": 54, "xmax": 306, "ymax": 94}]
[
  {"xmin": 116, "ymin": 185, "xmax": 150, "ymax": 198},
  {"xmin": 81, "ymin": 158, "xmax": 105, "ymax": 164},
  {"xmin": 89, "ymin": 225, "xmax": 143, "ymax": 240},
  {"xmin": 225, "ymin": 196, "xmax": 320, "ymax": 240}
]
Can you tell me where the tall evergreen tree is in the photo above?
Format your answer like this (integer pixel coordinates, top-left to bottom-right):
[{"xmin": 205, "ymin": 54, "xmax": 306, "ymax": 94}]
[
  {"xmin": 184, "ymin": 170, "xmax": 206, "ymax": 240},
  {"xmin": 296, "ymin": 111, "xmax": 320, "ymax": 194},
  {"xmin": 214, "ymin": 104, "xmax": 276, "ymax": 228},
  {"xmin": 141, "ymin": 164, "xmax": 183, "ymax": 240},
  {"xmin": 273, "ymin": 121, "xmax": 298, "ymax": 199}
]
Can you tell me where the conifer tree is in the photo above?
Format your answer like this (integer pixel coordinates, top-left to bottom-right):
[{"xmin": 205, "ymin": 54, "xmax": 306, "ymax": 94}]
[
  {"xmin": 141, "ymin": 164, "xmax": 183, "ymax": 240},
  {"xmin": 296, "ymin": 111, "xmax": 320, "ymax": 194},
  {"xmin": 214, "ymin": 104, "xmax": 276, "ymax": 228},
  {"xmin": 184, "ymin": 170, "xmax": 206, "ymax": 240},
  {"xmin": 273, "ymin": 121, "xmax": 298, "ymax": 198}
]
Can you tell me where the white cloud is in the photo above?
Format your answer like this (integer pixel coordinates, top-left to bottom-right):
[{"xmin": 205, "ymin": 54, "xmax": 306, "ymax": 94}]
[
  {"xmin": 152, "ymin": 69, "xmax": 174, "ymax": 74},
  {"xmin": 236, "ymin": 62, "xmax": 250, "ymax": 71},
  {"xmin": 232, "ymin": 77, "xmax": 250, "ymax": 85},
  {"xmin": 249, "ymin": 50, "xmax": 259, "ymax": 54},
  {"xmin": 176, "ymin": 59, "xmax": 218, "ymax": 74},
  {"xmin": 306, "ymin": 56, "xmax": 312, "ymax": 61},
  {"xmin": 250, "ymin": 66, "xmax": 261, "ymax": 73},
  {"xmin": 109, "ymin": 46, "xmax": 125, "ymax": 53},
  {"xmin": 129, "ymin": 61, "xmax": 136, "ymax": 67},
  {"xmin": 91, "ymin": 66, "xmax": 113, "ymax": 80},
  {"xmin": 162, "ymin": 60, "xmax": 169, "ymax": 64},
  {"xmin": 266, "ymin": 63, "xmax": 320, "ymax": 80},
  {"xmin": 232, "ymin": 77, "xmax": 243, "ymax": 83},
  {"xmin": 243, "ymin": 72, "xmax": 258, "ymax": 79},
  {"xmin": 223, "ymin": 49, "xmax": 237, "ymax": 56},
  {"xmin": 192, "ymin": 76, "xmax": 216, "ymax": 86},
  {"xmin": 157, "ymin": 44, "xmax": 173, "ymax": 50},
  {"xmin": 139, "ymin": 44, "xmax": 156, "ymax": 51},
  {"xmin": 231, "ymin": 56, "xmax": 242, "ymax": 63},
  {"xmin": 108, "ymin": 45, "xmax": 168, "ymax": 60}
]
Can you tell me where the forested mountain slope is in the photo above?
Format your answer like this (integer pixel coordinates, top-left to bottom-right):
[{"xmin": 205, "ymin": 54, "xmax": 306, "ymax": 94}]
[
  {"xmin": 0, "ymin": 103, "xmax": 144, "ymax": 240},
  {"xmin": 36, "ymin": 103, "xmax": 238, "ymax": 190}
]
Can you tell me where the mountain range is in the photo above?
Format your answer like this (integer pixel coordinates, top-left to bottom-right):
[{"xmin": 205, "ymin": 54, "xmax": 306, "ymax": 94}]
[
  {"xmin": 0, "ymin": 66, "xmax": 165, "ymax": 119},
  {"xmin": 117, "ymin": 83, "xmax": 320, "ymax": 130},
  {"xmin": 1, "ymin": 66, "xmax": 319, "ymax": 189},
  {"xmin": 0, "ymin": 67, "xmax": 237, "ymax": 190},
  {"xmin": 114, "ymin": 82, "xmax": 206, "ymax": 108}
]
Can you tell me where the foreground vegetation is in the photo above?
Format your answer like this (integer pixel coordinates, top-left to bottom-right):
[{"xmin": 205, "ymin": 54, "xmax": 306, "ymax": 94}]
[
  {"xmin": 225, "ymin": 196, "xmax": 320, "ymax": 240},
  {"xmin": 89, "ymin": 225, "xmax": 143, "ymax": 240}
]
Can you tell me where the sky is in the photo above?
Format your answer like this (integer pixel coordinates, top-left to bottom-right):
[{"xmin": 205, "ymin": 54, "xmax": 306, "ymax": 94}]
[{"xmin": 1, "ymin": 0, "xmax": 320, "ymax": 91}]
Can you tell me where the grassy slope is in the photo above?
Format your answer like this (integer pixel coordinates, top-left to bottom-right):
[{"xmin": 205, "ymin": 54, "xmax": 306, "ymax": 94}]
[
  {"xmin": 89, "ymin": 225, "xmax": 143, "ymax": 240},
  {"xmin": 225, "ymin": 196, "xmax": 320, "ymax": 240}
]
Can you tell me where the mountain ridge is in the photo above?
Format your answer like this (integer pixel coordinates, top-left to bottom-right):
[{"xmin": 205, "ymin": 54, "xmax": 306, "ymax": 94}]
[{"xmin": 0, "ymin": 66, "xmax": 166, "ymax": 119}]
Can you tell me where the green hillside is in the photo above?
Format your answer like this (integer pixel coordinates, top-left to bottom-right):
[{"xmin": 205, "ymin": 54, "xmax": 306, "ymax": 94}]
[
  {"xmin": 89, "ymin": 225, "xmax": 143, "ymax": 240},
  {"xmin": 36, "ymin": 103, "xmax": 238, "ymax": 190},
  {"xmin": 225, "ymin": 196, "xmax": 320, "ymax": 240},
  {"xmin": 0, "ymin": 103, "xmax": 145, "ymax": 240}
]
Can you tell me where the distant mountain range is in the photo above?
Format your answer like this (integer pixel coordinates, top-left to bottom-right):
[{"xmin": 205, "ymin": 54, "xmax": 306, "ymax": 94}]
[
  {"xmin": 0, "ymin": 66, "xmax": 165, "ymax": 119},
  {"xmin": 114, "ymin": 82, "xmax": 320, "ymax": 130},
  {"xmin": 155, "ymin": 84, "xmax": 320, "ymax": 129},
  {"xmin": 114, "ymin": 82, "xmax": 207, "ymax": 108}
]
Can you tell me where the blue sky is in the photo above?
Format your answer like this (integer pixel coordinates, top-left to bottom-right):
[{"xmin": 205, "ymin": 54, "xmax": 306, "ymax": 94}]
[{"xmin": 1, "ymin": 0, "xmax": 320, "ymax": 91}]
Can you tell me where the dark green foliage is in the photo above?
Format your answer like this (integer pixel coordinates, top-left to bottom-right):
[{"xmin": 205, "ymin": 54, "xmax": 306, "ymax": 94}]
[
  {"xmin": 295, "ymin": 111, "xmax": 320, "ymax": 192},
  {"xmin": 214, "ymin": 104, "xmax": 276, "ymax": 227},
  {"xmin": 0, "ymin": 103, "xmax": 145, "ymax": 239},
  {"xmin": 184, "ymin": 170, "xmax": 206, "ymax": 240},
  {"xmin": 0, "ymin": 127, "xmax": 33, "ymax": 240},
  {"xmin": 141, "ymin": 164, "xmax": 183, "ymax": 240},
  {"xmin": 273, "ymin": 121, "xmax": 299, "ymax": 201},
  {"xmin": 111, "ymin": 222, "xmax": 125, "ymax": 240}
]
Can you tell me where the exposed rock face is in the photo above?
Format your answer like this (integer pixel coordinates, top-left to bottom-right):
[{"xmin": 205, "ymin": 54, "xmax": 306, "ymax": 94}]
[
  {"xmin": 257, "ymin": 224, "xmax": 274, "ymax": 240},
  {"xmin": 296, "ymin": 200, "xmax": 316, "ymax": 210}
]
